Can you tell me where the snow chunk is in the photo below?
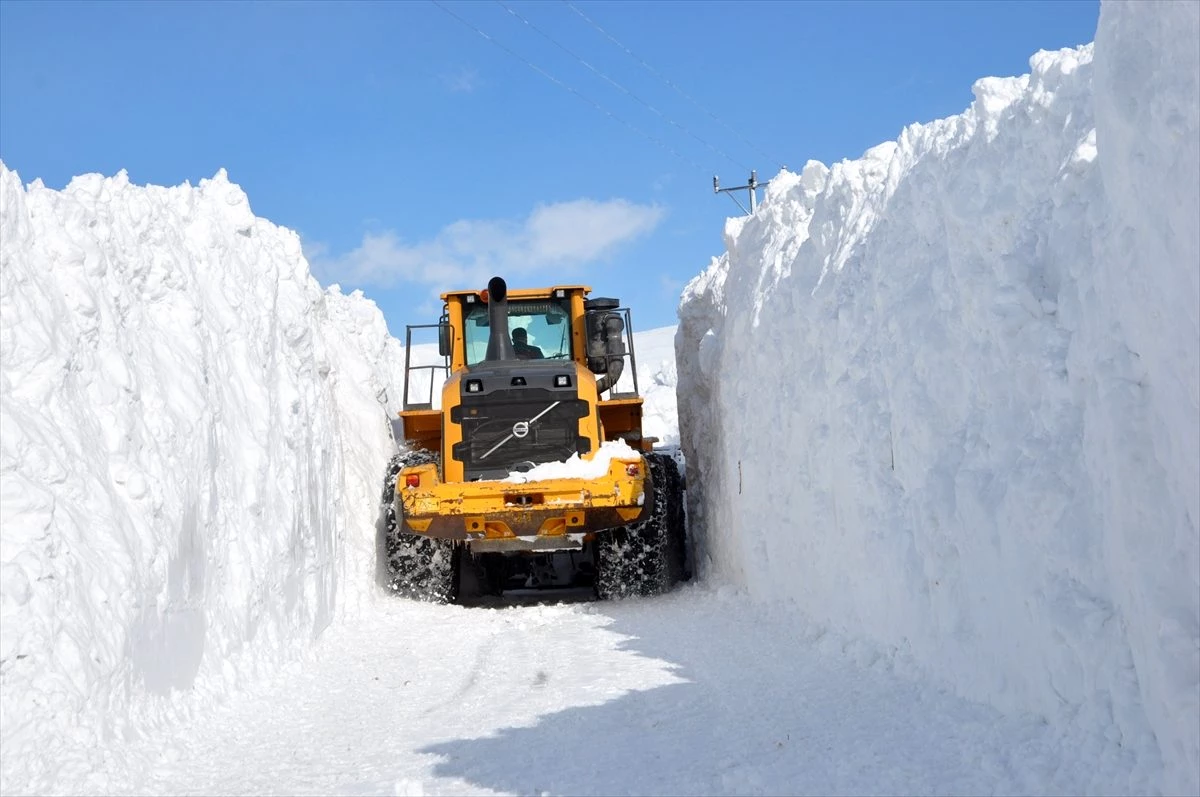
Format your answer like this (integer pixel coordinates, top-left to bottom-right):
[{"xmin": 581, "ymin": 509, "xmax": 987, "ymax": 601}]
[{"xmin": 502, "ymin": 440, "xmax": 642, "ymax": 483}]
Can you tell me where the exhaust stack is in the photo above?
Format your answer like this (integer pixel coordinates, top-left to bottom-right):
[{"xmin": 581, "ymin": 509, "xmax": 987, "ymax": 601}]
[{"xmin": 484, "ymin": 276, "xmax": 517, "ymax": 362}]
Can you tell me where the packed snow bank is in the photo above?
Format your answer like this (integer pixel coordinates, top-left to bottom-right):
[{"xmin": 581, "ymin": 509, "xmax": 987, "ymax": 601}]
[
  {"xmin": 0, "ymin": 164, "xmax": 402, "ymax": 792},
  {"xmin": 676, "ymin": 1, "xmax": 1198, "ymax": 793}
]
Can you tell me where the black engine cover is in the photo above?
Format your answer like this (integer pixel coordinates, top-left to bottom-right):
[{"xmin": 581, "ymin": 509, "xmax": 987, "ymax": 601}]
[{"xmin": 451, "ymin": 362, "xmax": 591, "ymax": 481}]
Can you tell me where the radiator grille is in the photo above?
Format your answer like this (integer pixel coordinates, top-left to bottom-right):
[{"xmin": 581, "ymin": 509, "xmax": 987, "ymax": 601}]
[{"xmin": 452, "ymin": 388, "xmax": 590, "ymax": 481}]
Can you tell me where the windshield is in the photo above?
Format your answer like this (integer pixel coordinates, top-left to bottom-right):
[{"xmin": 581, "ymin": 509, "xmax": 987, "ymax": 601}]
[{"xmin": 463, "ymin": 299, "xmax": 572, "ymax": 366}]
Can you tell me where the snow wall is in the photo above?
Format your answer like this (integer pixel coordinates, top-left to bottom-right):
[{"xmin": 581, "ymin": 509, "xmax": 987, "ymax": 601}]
[
  {"xmin": 676, "ymin": 2, "xmax": 1198, "ymax": 793},
  {"xmin": 0, "ymin": 165, "xmax": 404, "ymax": 791}
]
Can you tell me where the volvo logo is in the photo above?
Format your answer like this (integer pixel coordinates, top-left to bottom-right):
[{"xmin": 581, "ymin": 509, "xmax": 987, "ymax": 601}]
[{"xmin": 479, "ymin": 402, "xmax": 561, "ymax": 461}]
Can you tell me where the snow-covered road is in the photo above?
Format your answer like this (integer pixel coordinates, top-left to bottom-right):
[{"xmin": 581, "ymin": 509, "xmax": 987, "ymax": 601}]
[{"xmin": 109, "ymin": 588, "xmax": 1144, "ymax": 797}]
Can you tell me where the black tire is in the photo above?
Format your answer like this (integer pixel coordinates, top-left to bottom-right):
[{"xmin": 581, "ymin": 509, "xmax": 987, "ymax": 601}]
[
  {"xmin": 380, "ymin": 448, "xmax": 459, "ymax": 603},
  {"xmin": 595, "ymin": 452, "xmax": 686, "ymax": 599},
  {"xmin": 660, "ymin": 452, "xmax": 689, "ymax": 583}
]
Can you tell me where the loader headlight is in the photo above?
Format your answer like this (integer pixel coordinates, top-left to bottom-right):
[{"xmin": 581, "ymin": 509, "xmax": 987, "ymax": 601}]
[
  {"xmin": 554, "ymin": 374, "xmax": 572, "ymax": 388},
  {"xmin": 466, "ymin": 379, "xmax": 483, "ymax": 393}
]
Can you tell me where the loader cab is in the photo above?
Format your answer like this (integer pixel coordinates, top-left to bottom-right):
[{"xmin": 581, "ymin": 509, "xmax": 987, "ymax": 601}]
[
  {"xmin": 396, "ymin": 278, "xmax": 651, "ymax": 478},
  {"xmin": 437, "ymin": 284, "xmax": 592, "ymax": 375}
]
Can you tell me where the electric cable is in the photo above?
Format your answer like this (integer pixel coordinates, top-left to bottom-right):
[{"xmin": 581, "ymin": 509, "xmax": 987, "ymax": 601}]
[
  {"xmin": 430, "ymin": 0, "xmax": 708, "ymax": 173},
  {"xmin": 496, "ymin": 0, "xmax": 751, "ymax": 173},
  {"xmin": 564, "ymin": 0, "xmax": 785, "ymax": 171}
]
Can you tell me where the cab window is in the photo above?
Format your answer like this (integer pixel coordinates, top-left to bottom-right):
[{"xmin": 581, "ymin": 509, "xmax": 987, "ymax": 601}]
[{"xmin": 463, "ymin": 300, "xmax": 572, "ymax": 366}]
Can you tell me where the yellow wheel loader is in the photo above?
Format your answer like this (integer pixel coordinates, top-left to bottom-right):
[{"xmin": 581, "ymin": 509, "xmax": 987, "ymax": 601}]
[{"xmin": 379, "ymin": 276, "xmax": 687, "ymax": 603}]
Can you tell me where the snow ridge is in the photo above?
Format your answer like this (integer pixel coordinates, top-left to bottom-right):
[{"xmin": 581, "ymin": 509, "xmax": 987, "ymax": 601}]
[
  {"xmin": 0, "ymin": 165, "xmax": 400, "ymax": 792},
  {"xmin": 676, "ymin": 2, "xmax": 1198, "ymax": 793}
]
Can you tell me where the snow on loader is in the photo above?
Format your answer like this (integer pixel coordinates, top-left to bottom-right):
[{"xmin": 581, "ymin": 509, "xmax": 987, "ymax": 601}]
[{"xmin": 379, "ymin": 276, "xmax": 687, "ymax": 603}]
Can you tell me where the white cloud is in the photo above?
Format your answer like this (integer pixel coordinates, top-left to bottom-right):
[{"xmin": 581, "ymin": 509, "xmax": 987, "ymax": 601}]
[
  {"xmin": 307, "ymin": 198, "xmax": 665, "ymax": 297},
  {"xmin": 526, "ymin": 199, "xmax": 662, "ymax": 263}
]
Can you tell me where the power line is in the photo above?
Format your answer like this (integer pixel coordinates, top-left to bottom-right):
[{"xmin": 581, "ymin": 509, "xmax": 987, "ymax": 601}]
[
  {"xmin": 495, "ymin": 0, "xmax": 750, "ymax": 173},
  {"xmin": 430, "ymin": 0, "xmax": 707, "ymax": 172},
  {"xmin": 564, "ymin": 0, "xmax": 785, "ymax": 171}
]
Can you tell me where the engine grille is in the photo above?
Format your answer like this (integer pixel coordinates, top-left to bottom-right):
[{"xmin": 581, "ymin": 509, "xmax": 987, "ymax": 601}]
[{"xmin": 452, "ymin": 388, "xmax": 591, "ymax": 481}]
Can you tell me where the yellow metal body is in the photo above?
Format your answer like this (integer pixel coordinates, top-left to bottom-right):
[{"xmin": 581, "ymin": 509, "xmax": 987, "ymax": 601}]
[
  {"xmin": 398, "ymin": 453, "xmax": 647, "ymax": 541},
  {"xmin": 395, "ymin": 283, "xmax": 650, "ymax": 543}
]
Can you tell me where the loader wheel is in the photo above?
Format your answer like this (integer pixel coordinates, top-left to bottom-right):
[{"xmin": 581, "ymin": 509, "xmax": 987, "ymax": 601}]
[
  {"xmin": 385, "ymin": 532, "xmax": 459, "ymax": 603},
  {"xmin": 595, "ymin": 452, "xmax": 686, "ymax": 599},
  {"xmin": 380, "ymin": 448, "xmax": 459, "ymax": 603},
  {"xmin": 661, "ymin": 451, "xmax": 689, "ymax": 582}
]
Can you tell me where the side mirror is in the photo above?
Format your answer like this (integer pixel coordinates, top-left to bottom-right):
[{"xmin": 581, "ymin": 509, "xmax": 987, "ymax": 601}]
[{"xmin": 438, "ymin": 322, "xmax": 452, "ymax": 357}]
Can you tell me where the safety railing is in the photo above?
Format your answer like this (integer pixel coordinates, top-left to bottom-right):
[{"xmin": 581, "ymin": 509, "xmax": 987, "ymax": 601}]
[
  {"xmin": 605, "ymin": 307, "xmax": 641, "ymax": 399},
  {"xmin": 403, "ymin": 323, "xmax": 450, "ymax": 411}
]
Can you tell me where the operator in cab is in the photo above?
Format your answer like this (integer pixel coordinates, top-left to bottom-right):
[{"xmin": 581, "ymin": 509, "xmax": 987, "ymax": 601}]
[{"xmin": 512, "ymin": 327, "xmax": 544, "ymax": 359}]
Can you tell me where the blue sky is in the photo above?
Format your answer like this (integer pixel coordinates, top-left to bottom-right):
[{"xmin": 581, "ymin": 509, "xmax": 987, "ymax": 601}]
[{"xmin": 1, "ymin": 0, "xmax": 1098, "ymax": 332}]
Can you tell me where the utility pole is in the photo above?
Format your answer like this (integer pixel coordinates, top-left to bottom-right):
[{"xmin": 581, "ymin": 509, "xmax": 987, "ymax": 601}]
[{"xmin": 713, "ymin": 170, "xmax": 765, "ymax": 215}]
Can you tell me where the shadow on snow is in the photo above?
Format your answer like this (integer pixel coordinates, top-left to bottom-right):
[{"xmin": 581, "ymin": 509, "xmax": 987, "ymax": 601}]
[{"xmin": 414, "ymin": 586, "xmax": 1091, "ymax": 797}]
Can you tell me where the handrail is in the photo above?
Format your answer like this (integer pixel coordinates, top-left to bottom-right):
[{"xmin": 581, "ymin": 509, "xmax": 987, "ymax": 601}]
[
  {"xmin": 403, "ymin": 323, "xmax": 450, "ymax": 410},
  {"xmin": 607, "ymin": 307, "xmax": 640, "ymax": 399}
]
